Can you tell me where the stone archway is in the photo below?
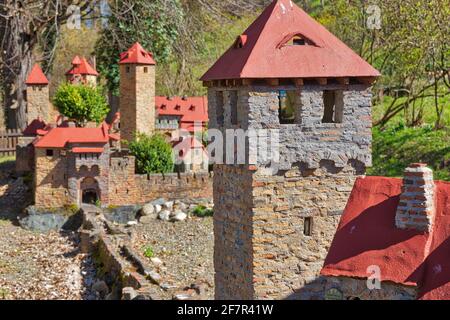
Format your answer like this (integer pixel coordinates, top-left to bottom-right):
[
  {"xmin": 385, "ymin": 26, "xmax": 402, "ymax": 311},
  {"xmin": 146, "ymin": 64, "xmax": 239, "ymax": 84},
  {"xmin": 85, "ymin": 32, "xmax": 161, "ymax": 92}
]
[{"xmin": 80, "ymin": 177, "xmax": 100, "ymax": 205}]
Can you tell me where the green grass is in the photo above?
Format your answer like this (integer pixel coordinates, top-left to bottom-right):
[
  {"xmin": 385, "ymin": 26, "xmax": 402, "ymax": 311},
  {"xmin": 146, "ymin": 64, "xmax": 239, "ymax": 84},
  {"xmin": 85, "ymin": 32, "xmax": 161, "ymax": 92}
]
[
  {"xmin": 192, "ymin": 205, "xmax": 214, "ymax": 218},
  {"xmin": 369, "ymin": 94, "xmax": 450, "ymax": 181},
  {"xmin": 0, "ymin": 156, "xmax": 14, "ymax": 165},
  {"xmin": 143, "ymin": 246, "xmax": 155, "ymax": 259}
]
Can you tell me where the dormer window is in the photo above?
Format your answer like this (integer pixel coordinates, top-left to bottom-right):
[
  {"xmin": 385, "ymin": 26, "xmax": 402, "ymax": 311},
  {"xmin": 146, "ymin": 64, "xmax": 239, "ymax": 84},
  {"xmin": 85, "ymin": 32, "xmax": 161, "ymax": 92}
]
[
  {"xmin": 278, "ymin": 33, "xmax": 317, "ymax": 48},
  {"xmin": 291, "ymin": 36, "xmax": 305, "ymax": 45},
  {"xmin": 175, "ymin": 105, "xmax": 181, "ymax": 111},
  {"xmin": 235, "ymin": 35, "xmax": 248, "ymax": 49},
  {"xmin": 161, "ymin": 104, "xmax": 167, "ymax": 110},
  {"xmin": 189, "ymin": 105, "xmax": 196, "ymax": 111}
]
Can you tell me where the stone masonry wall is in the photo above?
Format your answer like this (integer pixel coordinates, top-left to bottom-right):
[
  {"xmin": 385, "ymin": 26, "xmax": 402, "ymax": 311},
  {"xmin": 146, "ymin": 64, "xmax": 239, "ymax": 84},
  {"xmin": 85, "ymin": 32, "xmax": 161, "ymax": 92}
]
[
  {"xmin": 26, "ymin": 85, "xmax": 50, "ymax": 124},
  {"xmin": 34, "ymin": 148, "xmax": 70, "ymax": 208},
  {"xmin": 209, "ymin": 84, "xmax": 372, "ymax": 300},
  {"xmin": 119, "ymin": 64, "xmax": 155, "ymax": 142},
  {"xmin": 323, "ymin": 276, "xmax": 417, "ymax": 300}
]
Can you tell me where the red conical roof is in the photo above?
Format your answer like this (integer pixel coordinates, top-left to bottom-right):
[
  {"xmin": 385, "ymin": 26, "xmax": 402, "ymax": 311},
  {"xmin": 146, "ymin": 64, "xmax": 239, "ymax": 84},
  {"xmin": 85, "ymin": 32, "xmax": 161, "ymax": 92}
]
[
  {"xmin": 119, "ymin": 42, "xmax": 156, "ymax": 65},
  {"xmin": 66, "ymin": 57, "xmax": 99, "ymax": 76},
  {"xmin": 26, "ymin": 64, "xmax": 49, "ymax": 85},
  {"xmin": 201, "ymin": 0, "xmax": 380, "ymax": 81}
]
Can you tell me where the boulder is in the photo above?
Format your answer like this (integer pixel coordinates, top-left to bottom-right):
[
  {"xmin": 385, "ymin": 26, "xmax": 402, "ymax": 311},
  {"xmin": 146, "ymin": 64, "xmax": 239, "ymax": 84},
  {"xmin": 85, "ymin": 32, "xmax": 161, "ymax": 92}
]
[
  {"xmin": 139, "ymin": 215, "xmax": 154, "ymax": 225},
  {"xmin": 141, "ymin": 203, "xmax": 155, "ymax": 216},
  {"xmin": 154, "ymin": 205, "xmax": 163, "ymax": 213},
  {"xmin": 171, "ymin": 211, "xmax": 187, "ymax": 222},
  {"xmin": 158, "ymin": 210, "xmax": 171, "ymax": 221},
  {"xmin": 122, "ymin": 287, "xmax": 138, "ymax": 300},
  {"xmin": 151, "ymin": 198, "xmax": 166, "ymax": 206},
  {"xmin": 163, "ymin": 201, "xmax": 174, "ymax": 211}
]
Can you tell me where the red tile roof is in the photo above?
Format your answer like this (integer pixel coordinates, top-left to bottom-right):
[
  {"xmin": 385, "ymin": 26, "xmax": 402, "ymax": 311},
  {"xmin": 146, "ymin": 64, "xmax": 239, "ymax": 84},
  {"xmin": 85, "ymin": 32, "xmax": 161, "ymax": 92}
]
[
  {"xmin": 201, "ymin": 0, "xmax": 380, "ymax": 81},
  {"xmin": 321, "ymin": 176, "xmax": 450, "ymax": 300},
  {"xmin": 72, "ymin": 147, "xmax": 104, "ymax": 153},
  {"xmin": 34, "ymin": 126, "xmax": 110, "ymax": 148},
  {"xmin": 119, "ymin": 42, "xmax": 156, "ymax": 65},
  {"xmin": 26, "ymin": 64, "xmax": 49, "ymax": 85},
  {"xmin": 155, "ymin": 96, "xmax": 208, "ymax": 132},
  {"xmin": 23, "ymin": 119, "xmax": 48, "ymax": 136},
  {"xmin": 66, "ymin": 57, "xmax": 99, "ymax": 76}
]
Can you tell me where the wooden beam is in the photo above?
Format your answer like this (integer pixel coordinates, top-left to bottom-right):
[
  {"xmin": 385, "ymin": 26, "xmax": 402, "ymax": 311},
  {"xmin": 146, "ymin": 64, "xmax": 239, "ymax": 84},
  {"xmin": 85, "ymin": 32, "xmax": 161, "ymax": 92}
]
[
  {"xmin": 358, "ymin": 77, "xmax": 377, "ymax": 85},
  {"xmin": 242, "ymin": 79, "xmax": 253, "ymax": 86},
  {"xmin": 336, "ymin": 77, "xmax": 349, "ymax": 85},
  {"xmin": 294, "ymin": 78, "xmax": 304, "ymax": 86},
  {"xmin": 267, "ymin": 78, "xmax": 279, "ymax": 86},
  {"xmin": 316, "ymin": 78, "xmax": 327, "ymax": 85},
  {"xmin": 203, "ymin": 81, "xmax": 213, "ymax": 88}
]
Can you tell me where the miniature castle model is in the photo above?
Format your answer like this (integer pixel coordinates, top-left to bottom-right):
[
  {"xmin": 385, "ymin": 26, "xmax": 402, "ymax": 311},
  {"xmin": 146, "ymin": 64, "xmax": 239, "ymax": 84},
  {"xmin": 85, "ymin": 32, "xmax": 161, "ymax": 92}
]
[
  {"xmin": 20, "ymin": 43, "xmax": 209, "ymax": 208},
  {"xmin": 202, "ymin": 0, "xmax": 380, "ymax": 300}
]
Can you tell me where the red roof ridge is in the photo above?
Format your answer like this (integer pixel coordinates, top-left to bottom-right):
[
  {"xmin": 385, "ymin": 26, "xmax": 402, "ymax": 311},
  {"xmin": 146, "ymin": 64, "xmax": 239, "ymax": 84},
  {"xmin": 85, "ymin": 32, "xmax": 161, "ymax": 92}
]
[
  {"xmin": 26, "ymin": 64, "xmax": 49, "ymax": 85},
  {"xmin": 119, "ymin": 42, "xmax": 156, "ymax": 65}
]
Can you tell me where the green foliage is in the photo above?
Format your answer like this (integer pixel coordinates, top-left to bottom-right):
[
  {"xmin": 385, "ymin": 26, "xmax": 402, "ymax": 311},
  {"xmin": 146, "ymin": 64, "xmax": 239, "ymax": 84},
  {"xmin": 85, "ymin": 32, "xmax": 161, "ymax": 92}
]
[
  {"xmin": 368, "ymin": 124, "xmax": 450, "ymax": 181},
  {"xmin": 95, "ymin": 199, "xmax": 102, "ymax": 208},
  {"xmin": 63, "ymin": 204, "xmax": 80, "ymax": 215},
  {"xmin": 128, "ymin": 133, "xmax": 174, "ymax": 174},
  {"xmin": 95, "ymin": 0, "xmax": 183, "ymax": 95},
  {"xmin": 192, "ymin": 205, "xmax": 214, "ymax": 218},
  {"xmin": 143, "ymin": 246, "xmax": 155, "ymax": 259},
  {"xmin": 52, "ymin": 83, "xmax": 109, "ymax": 126}
]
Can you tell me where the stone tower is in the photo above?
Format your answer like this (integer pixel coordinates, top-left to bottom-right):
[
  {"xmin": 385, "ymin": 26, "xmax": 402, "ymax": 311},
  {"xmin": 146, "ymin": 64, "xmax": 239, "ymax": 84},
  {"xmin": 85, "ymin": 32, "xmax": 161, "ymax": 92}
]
[
  {"xmin": 119, "ymin": 42, "xmax": 156, "ymax": 142},
  {"xmin": 25, "ymin": 64, "xmax": 50, "ymax": 124},
  {"xmin": 201, "ymin": 0, "xmax": 380, "ymax": 300},
  {"xmin": 66, "ymin": 56, "xmax": 99, "ymax": 86}
]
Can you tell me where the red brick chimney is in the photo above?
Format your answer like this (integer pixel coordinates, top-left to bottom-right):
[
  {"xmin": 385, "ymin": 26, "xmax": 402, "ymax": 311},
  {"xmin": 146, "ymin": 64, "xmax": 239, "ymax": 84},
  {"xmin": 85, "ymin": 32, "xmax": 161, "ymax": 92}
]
[{"xmin": 395, "ymin": 163, "xmax": 435, "ymax": 232}]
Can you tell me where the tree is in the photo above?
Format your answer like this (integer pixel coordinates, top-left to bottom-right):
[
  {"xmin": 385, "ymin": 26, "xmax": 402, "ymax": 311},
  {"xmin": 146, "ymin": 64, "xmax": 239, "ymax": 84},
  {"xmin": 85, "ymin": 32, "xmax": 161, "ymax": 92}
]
[
  {"xmin": 95, "ymin": 0, "xmax": 183, "ymax": 95},
  {"xmin": 53, "ymin": 83, "xmax": 109, "ymax": 126},
  {"xmin": 0, "ymin": 0, "xmax": 93, "ymax": 129},
  {"xmin": 128, "ymin": 133, "xmax": 174, "ymax": 174}
]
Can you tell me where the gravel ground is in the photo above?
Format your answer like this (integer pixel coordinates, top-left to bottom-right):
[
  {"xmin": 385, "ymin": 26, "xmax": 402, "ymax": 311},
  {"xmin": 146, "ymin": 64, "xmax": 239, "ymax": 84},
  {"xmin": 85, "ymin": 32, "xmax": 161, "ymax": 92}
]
[
  {"xmin": 0, "ymin": 162, "xmax": 98, "ymax": 300},
  {"xmin": 132, "ymin": 216, "xmax": 215, "ymax": 299}
]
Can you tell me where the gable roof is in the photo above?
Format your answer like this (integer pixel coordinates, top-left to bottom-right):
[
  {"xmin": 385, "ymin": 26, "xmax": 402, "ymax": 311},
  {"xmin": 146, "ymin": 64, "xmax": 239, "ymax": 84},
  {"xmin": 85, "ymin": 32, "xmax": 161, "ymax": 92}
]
[
  {"xmin": 119, "ymin": 42, "xmax": 156, "ymax": 65},
  {"xmin": 34, "ymin": 125, "xmax": 110, "ymax": 148},
  {"xmin": 26, "ymin": 64, "xmax": 49, "ymax": 85},
  {"xmin": 66, "ymin": 57, "xmax": 99, "ymax": 76},
  {"xmin": 155, "ymin": 96, "xmax": 208, "ymax": 131},
  {"xmin": 321, "ymin": 176, "xmax": 450, "ymax": 300},
  {"xmin": 201, "ymin": 0, "xmax": 380, "ymax": 81}
]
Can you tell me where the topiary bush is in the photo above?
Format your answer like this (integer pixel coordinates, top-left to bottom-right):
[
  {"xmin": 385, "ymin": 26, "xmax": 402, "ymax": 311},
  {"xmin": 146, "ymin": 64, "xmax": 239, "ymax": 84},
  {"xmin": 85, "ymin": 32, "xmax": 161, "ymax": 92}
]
[
  {"xmin": 53, "ymin": 83, "xmax": 110, "ymax": 126},
  {"xmin": 128, "ymin": 133, "xmax": 174, "ymax": 174}
]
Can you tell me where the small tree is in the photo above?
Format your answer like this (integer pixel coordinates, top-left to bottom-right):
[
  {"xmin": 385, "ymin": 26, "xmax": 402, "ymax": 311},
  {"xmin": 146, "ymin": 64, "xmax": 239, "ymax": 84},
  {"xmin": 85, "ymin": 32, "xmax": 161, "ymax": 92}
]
[
  {"xmin": 53, "ymin": 83, "xmax": 110, "ymax": 126},
  {"xmin": 128, "ymin": 133, "xmax": 174, "ymax": 174}
]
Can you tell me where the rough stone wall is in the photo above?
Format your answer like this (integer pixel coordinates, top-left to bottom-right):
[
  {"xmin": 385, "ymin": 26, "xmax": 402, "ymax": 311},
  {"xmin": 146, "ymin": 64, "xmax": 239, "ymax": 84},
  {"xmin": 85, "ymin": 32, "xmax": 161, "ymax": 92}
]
[
  {"xmin": 209, "ymin": 84, "xmax": 372, "ymax": 300},
  {"xmin": 119, "ymin": 64, "xmax": 155, "ymax": 142},
  {"xmin": 26, "ymin": 85, "xmax": 50, "ymax": 124},
  {"xmin": 323, "ymin": 276, "xmax": 417, "ymax": 300},
  {"xmin": 108, "ymin": 153, "xmax": 138, "ymax": 206},
  {"xmin": 34, "ymin": 148, "xmax": 70, "ymax": 208},
  {"xmin": 213, "ymin": 165, "xmax": 254, "ymax": 300},
  {"xmin": 252, "ymin": 164, "xmax": 360, "ymax": 300}
]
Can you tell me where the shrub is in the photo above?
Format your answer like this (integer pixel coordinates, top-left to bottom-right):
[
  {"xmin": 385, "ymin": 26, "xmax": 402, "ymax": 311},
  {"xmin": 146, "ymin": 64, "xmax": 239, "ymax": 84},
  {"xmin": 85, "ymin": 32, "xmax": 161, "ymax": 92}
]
[
  {"xmin": 53, "ymin": 83, "xmax": 110, "ymax": 126},
  {"xmin": 128, "ymin": 133, "xmax": 174, "ymax": 174},
  {"xmin": 143, "ymin": 246, "xmax": 155, "ymax": 259},
  {"xmin": 192, "ymin": 205, "xmax": 214, "ymax": 217}
]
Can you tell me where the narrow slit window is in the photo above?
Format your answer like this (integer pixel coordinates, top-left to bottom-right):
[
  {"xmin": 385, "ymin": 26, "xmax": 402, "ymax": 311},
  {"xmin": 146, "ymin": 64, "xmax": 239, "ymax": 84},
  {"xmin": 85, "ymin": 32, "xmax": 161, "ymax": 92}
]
[
  {"xmin": 46, "ymin": 149, "xmax": 54, "ymax": 157},
  {"xmin": 144, "ymin": 67, "xmax": 148, "ymax": 73},
  {"xmin": 304, "ymin": 217, "xmax": 313, "ymax": 236},
  {"xmin": 230, "ymin": 91, "xmax": 238, "ymax": 125},
  {"xmin": 322, "ymin": 90, "xmax": 344, "ymax": 123},
  {"xmin": 216, "ymin": 91, "xmax": 224, "ymax": 126},
  {"xmin": 278, "ymin": 90, "xmax": 297, "ymax": 124}
]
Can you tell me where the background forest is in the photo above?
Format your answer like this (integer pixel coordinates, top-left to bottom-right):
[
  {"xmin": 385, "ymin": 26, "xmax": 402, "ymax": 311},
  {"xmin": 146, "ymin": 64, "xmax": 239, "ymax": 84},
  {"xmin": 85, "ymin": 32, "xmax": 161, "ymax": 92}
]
[{"xmin": 0, "ymin": 0, "xmax": 449, "ymax": 179}]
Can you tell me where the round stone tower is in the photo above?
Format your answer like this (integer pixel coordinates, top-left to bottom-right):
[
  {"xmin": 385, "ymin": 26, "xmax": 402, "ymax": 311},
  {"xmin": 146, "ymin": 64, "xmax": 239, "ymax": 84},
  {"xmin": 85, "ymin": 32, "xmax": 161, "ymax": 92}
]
[{"xmin": 201, "ymin": 0, "xmax": 380, "ymax": 300}]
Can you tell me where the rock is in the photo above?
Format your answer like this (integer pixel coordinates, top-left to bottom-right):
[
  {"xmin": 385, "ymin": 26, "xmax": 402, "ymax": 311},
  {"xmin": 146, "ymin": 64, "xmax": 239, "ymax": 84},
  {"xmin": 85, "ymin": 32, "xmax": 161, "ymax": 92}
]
[
  {"xmin": 163, "ymin": 201, "xmax": 174, "ymax": 211},
  {"xmin": 174, "ymin": 202, "xmax": 187, "ymax": 212},
  {"xmin": 92, "ymin": 280, "xmax": 109, "ymax": 296},
  {"xmin": 104, "ymin": 205, "xmax": 140, "ymax": 224},
  {"xmin": 160, "ymin": 283, "xmax": 177, "ymax": 291},
  {"xmin": 141, "ymin": 203, "xmax": 155, "ymax": 216},
  {"xmin": 145, "ymin": 270, "xmax": 162, "ymax": 285},
  {"xmin": 139, "ymin": 215, "xmax": 154, "ymax": 225},
  {"xmin": 154, "ymin": 205, "xmax": 163, "ymax": 213},
  {"xmin": 171, "ymin": 211, "xmax": 187, "ymax": 222},
  {"xmin": 127, "ymin": 221, "xmax": 138, "ymax": 226},
  {"xmin": 150, "ymin": 257, "xmax": 163, "ymax": 266},
  {"xmin": 19, "ymin": 208, "xmax": 69, "ymax": 233},
  {"xmin": 173, "ymin": 293, "xmax": 192, "ymax": 301},
  {"xmin": 122, "ymin": 287, "xmax": 138, "ymax": 300},
  {"xmin": 158, "ymin": 210, "xmax": 171, "ymax": 221},
  {"xmin": 151, "ymin": 198, "xmax": 166, "ymax": 206}
]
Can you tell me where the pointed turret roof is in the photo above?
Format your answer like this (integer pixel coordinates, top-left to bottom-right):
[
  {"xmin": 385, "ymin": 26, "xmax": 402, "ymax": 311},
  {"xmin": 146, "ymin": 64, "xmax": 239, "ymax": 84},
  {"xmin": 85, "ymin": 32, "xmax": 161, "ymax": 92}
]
[
  {"xmin": 26, "ymin": 64, "xmax": 49, "ymax": 85},
  {"xmin": 66, "ymin": 57, "xmax": 99, "ymax": 76},
  {"xmin": 119, "ymin": 42, "xmax": 156, "ymax": 65},
  {"xmin": 201, "ymin": 0, "xmax": 380, "ymax": 81}
]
